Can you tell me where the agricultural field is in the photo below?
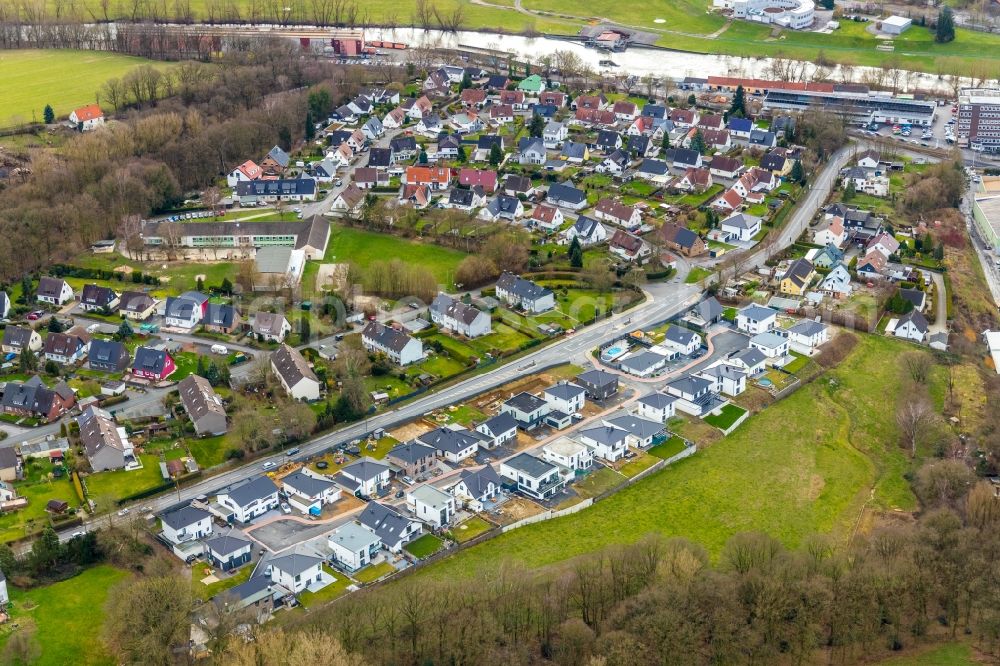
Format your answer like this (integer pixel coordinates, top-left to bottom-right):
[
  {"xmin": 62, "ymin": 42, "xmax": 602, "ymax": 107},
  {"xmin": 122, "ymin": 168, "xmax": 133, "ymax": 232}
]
[
  {"xmin": 2, "ymin": 564, "xmax": 128, "ymax": 666},
  {"xmin": 417, "ymin": 336, "xmax": 935, "ymax": 578},
  {"xmin": 0, "ymin": 50, "xmax": 174, "ymax": 128}
]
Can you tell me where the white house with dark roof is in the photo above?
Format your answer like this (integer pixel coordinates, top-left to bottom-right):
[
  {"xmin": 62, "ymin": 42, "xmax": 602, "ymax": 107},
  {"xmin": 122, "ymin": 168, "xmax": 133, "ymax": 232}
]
[
  {"xmin": 619, "ymin": 350, "xmax": 669, "ymax": 378},
  {"xmin": 216, "ymin": 476, "xmax": 280, "ymax": 524},
  {"xmin": 562, "ymin": 216, "xmax": 608, "ymax": 246},
  {"xmin": 203, "ymin": 533, "xmax": 253, "ymax": 571},
  {"xmin": 577, "ymin": 424, "xmax": 629, "ymax": 461},
  {"xmin": 500, "ymin": 453, "xmax": 566, "ymax": 500},
  {"xmin": 416, "ymin": 426, "xmax": 482, "ymax": 463},
  {"xmin": 271, "ymin": 344, "xmax": 320, "ymax": 401},
  {"xmin": 664, "ymin": 374, "xmax": 718, "ymax": 416},
  {"xmin": 662, "ymin": 326, "xmax": 702, "ymax": 356},
  {"xmin": 329, "ymin": 522, "xmax": 383, "ymax": 572},
  {"xmin": 495, "ymin": 273, "xmax": 555, "ymax": 314},
  {"xmin": 36, "ymin": 277, "xmax": 74, "ymax": 306},
  {"xmin": 407, "ymin": 485, "xmax": 456, "ymax": 528},
  {"xmin": 430, "ymin": 294, "xmax": 492, "ymax": 338},
  {"xmin": 1, "ymin": 326, "xmax": 41, "ymax": 355},
  {"xmin": 729, "ymin": 347, "xmax": 767, "ymax": 376},
  {"xmin": 362, "ymin": 321, "xmax": 424, "ymax": 366},
  {"xmin": 542, "ymin": 382, "xmax": 586, "ymax": 416},
  {"xmin": 449, "ymin": 465, "xmax": 504, "ymax": 511},
  {"xmin": 358, "ymin": 501, "xmax": 423, "ymax": 552},
  {"xmin": 736, "ymin": 304, "xmax": 778, "ymax": 335},
  {"xmin": 337, "ymin": 458, "xmax": 391, "ymax": 496},
  {"xmin": 786, "ymin": 320, "xmax": 830, "ymax": 354},
  {"xmin": 635, "ymin": 392, "xmax": 677, "ymax": 422},
  {"xmin": 252, "ymin": 312, "xmax": 291, "ymax": 343},
  {"xmin": 80, "ymin": 284, "xmax": 119, "ymax": 312},
  {"xmin": 501, "ymin": 392, "xmax": 551, "ymax": 430},
  {"xmin": 282, "ymin": 470, "xmax": 341, "ymax": 514},
  {"xmin": 750, "ymin": 331, "xmax": 790, "ymax": 359},
  {"xmin": 603, "ymin": 413, "xmax": 665, "ymax": 449},
  {"xmin": 893, "ymin": 310, "xmax": 929, "ymax": 343},
  {"xmin": 695, "ymin": 363, "xmax": 747, "ymax": 396},
  {"xmin": 268, "ymin": 552, "xmax": 326, "ymax": 594},
  {"xmin": 164, "ymin": 291, "xmax": 208, "ymax": 330},
  {"xmin": 542, "ymin": 437, "xmax": 593, "ymax": 471},
  {"xmin": 177, "ymin": 374, "xmax": 227, "ymax": 437},
  {"xmin": 160, "ymin": 504, "xmax": 213, "ymax": 547},
  {"xmin": 474, "ymin": 413, "xmax": 519, "ymax": 448},
  {"xmin": 720, "ymin": 213, "xmax": 763, "ymax": 242}
]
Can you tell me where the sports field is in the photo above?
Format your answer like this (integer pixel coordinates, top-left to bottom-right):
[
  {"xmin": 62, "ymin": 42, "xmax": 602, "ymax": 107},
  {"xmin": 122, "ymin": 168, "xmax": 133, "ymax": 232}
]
[{"xmin": 0, "ymin": 50, "xmax": 172, "ymax": 128}]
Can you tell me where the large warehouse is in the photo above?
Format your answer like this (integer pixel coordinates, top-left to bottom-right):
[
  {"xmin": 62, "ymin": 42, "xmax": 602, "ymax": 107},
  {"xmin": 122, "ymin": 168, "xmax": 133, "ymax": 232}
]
[{"xmin": 763, "ymin": 89, "xmax": 937, "ymax": 126}]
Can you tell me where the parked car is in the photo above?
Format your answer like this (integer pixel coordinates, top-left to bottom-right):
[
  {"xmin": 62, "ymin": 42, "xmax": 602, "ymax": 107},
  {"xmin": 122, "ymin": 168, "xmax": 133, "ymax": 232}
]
[
  {"xmin": 280, "ymin": 503, "xmax": 292, "ymax": 514},
  {"xmin": 27, "ymin": 310, "xmax": 44, "ymax": 320},
  {"xmin": 262, "ymin": 461, "xmax": 277, "ymax": 471}
]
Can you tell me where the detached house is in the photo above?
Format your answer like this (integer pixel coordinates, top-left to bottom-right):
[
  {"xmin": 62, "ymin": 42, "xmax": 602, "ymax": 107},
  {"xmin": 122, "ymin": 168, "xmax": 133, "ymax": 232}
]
[
  {"xmin": 779, "ymin": 258, "xmax": 816, "ymax": 296},
  {"xmin": 160, "ymin": 505, "xmax": 212, "ymax": 553},
  {"xmin": 386, "ymin": 440, "xmax": 436, "ymax": 479},
  {"xmin": 328, "ymin": 523, "xmax": 382, "ymax": 572},
  {"xmin": 542, "ymin": 382, "xmax": 586, "ymax": 416},
  {"xmin": 362, "ymin": 321, "xmax": 424, "ymax": 366},
  {"xmin": 609, "ymin": 230, "xmax": 651, "ymax": 263},
  {"xmin": 203, "ymin": 303, "xmax": 239, "ymax": 335},
  {"xmin": 562, "ymin": 216, "xmax": 608, "ymax": 246},
  {"xmin": 478, "ymin": 195, "xmax": 524, "ymax": 222},
  {"xmin": 501, "ymin": 392, "xmax": 551, "ymax": 431},
  {"xmin": 338, "ymin": 458, "xmax": 391, "ymax": 497},
  {"xmin": 251, "ymin": 312, "xmax": 291, "ymax": 343},
  {"xmin": 543, "ymin": 121, "xmax": 568, "ymax": 148},
  {"xmin": 416, "ymin": 427, "xmax": 481, "ymax": 463},
  {"xmin": 530, "ymin": 204, "xmax": 564, "ymax": 232},
  {"xmin": 43, "ymin": 332, "xmax": 88, "ymax": 365},
  {"xmin": 577, "ymin": 424, "xmax": 629, "ymax": 462},
  {"xmin": 358, "ymin": 501, "xmax": 423, "ymax": 553},
  {"xmin": 736, "ymin": 304, "xmax": 777, "ymax": 334},
  {"xmin": 658, "ymin": 222, "xmax": 707, "ymax": 257},
  {"xmin": 80, "ymin": 284, "xmax": 119, "ymax": 312},
  {"xmin": 271, "ymin": 344, "xmax": 321, "ymax": 401},
  {"xmin": 69, "ymin": 103, "xmax": 105, "ymax": 131},
  {"xmin": 663, "ymin": 325, "xmax": 702, "ymax": 356},
  {"xmin": 500, "ymin": 453, "xmax": 566, "ymax": 500},
  {"xmin": 786, "ymin": 320, "xmax": 830, "ymax": 354},
  {"xmin": 710, "ymin": 155, "xmax": 744, "ymax": 179},
  {"xmin": 217, "ymin": 476, "xmax": 280, "ymax": 524},
  {"xmin": 635, "ymin": 392, "xmax": 677, "ymax": 422},
  {"xmin": 88, "ymin": 339, "xmax": 130, "ymax": 373},
  {"xmin": 430, "ymin": 293, "xmax": 492, "ymax": 338},
  {"xmin": 36, "ymin": 277, "xmax": 73, "ymax": 306},
  {"xmin": 495, "ymin": 273, "xmax": 555, "ymax": 313},
  {"xmin": 282, "ymin": 471, "xmax": 341, "ymax": 515},
  {"xmin": 594, "ymin": 199, "xmax": 642, "ymax": 231},
  {"xmin": 260, "ymin": 145, "xmax": 290, "ymax": 175},
  {"xmin": 178, "ymin": 374, "xmax": 228, "ymax": 437},
  {"xmin": 517, "ymin": 137, "xmax": 547, "ymax": 165},
  {"xmin": 203, "ymin": 534, "xmax": 253, "ymax": 572},
  {"xmin": 720, "ymin": 213, "xmax": 762, "ymax": 242},
  {"xmin": 546, "ymin": 182, "xmax": 588, "ymax": 211},
  {"xmin": 407, "ymin": 485, "xmax": 455, "ymax": 528},
  {"xmin": 475, "ymin": 412, "xmax": 519, "ymax": 448},
  {"xmin": 131, "ymin": 346, "xmax": 174, "ymax": 380},
  {"xmin": 450, "ymin": 465, "xmax": 504, "ymax": 512},
  {"xmin": 676, "ymin": 167, "xmax": 713, "ymax": 193},
  {"xmin": 164, "ymin": 291, "xmax": 208, "ymax": 330},
  {"xmin": 268, "ymin": 553, "xmax": 325, "ymax": 594},
  {"xmin": 405, "ymin": 166, "xmax": 451, "ymax": 191},
  {"xmin": 119, "ymin": 291, "xmax": 157, "ymax": 321},
  {"xmin": 78, "ymin": 406, "xmax": 135, "ymax": 471},
  {"xmin": 1, "ymin": 326, "xmax": 42, "ymax": 355},
  {"xmin": 1, "ymin": 377, "xmax": 74, "ymax": 423},
  {"xmin": 894, "ymin": 310, "xmax": 929, "ymax": 343}
]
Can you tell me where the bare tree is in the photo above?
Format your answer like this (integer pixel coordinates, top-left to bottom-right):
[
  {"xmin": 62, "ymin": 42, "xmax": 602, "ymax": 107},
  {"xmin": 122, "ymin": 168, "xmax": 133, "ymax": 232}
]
[
  {"xmin": 901, "ymin": 351, "xmax": 932, "ymax": 385},
  {"xmin": 896, "ymin": 397, "xmax": 937, "ymax": 457}
]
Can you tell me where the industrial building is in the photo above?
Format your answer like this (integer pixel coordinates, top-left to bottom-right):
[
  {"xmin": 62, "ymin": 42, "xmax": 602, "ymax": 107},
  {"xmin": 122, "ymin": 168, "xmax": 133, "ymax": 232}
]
[{"xmin": 763, "ymin": 89, "xmax": 937, "ymax": 126}]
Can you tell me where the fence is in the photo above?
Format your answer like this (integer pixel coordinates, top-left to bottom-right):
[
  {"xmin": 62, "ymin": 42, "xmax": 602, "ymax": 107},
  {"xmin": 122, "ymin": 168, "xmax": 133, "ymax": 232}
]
[{"xmin": 500, "ymin": 497, "xmax": 594, "ymax": 533}]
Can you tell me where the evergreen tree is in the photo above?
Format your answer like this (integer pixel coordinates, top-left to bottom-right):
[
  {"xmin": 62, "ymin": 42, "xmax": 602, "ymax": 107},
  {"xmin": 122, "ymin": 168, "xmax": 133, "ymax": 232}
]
[
  {"xmin": 661, "ymin": 131, "xmax": 671, "ymax": 151},
  {"xmin": 300, "ymin": 317, "xmax": 311, "ymax": 343},
  {"xmin": 935, "ymin": 7, "xmax": 955, "ymax": 43},
  {"xmin": 19, "ymin": 348, "xmax": 36, "ymax": 373},
  {"xmin": 933, "ymin": 244, "xmax": 944, "ymax": 260},
  {"xmin": 47, "ymin": 316, "xmax": 64, "ymax": 333},
  {"xmin": 460, "ymin": 71, "xmax": 472, "ymax": 91},
  {"xmin": 457, "ymin": 144, "xmax": 467, "ymax": 163},
  {"xmin": 529, "ymin": 113, "xmax": 545, "ymax": 138},
  {"xmin": 220, "ymin": 278, "xmax": 233, "ymax": 295},
  {"xmin": 690, "ymin": 130, "xmax": 707, "ymax": 155},
  {"xmin": 790, "ymin": 160, "xmax": 805, "ymax": 184},
  {"xmin": 687, "ymin": 93, "xmax": 697, "ymax": 106},
  {"xmin": 489, "ymin": 143, "xmax": 503, "ymax": 166},
  {"xmin": 304, "ymin": 110, "xmax": 315, "ymax": 141},
  {"xmin": 843, "ymin": 181, "xmax": 857, "ymax": 201},
  {"xmin": 43, "ymin": 104, "xmax": 54, "ymax": 124},
  {"xmin": 729, "ymin": 85, "xmax": 746, "ymax": 118},
  {"xmin": 569, "ymin": 237, "xmax": 584, "ymax": 268},
  {"xmin": 115, "ymin": 319, "xmax": 134, "ymax": 341},
  {"xmin": 20, "ymin": 275, "xmax": 32, "ymax": 303},
  {"xmin": 418, "ymin": 149, "xmax": 429, "ymax": 164}
]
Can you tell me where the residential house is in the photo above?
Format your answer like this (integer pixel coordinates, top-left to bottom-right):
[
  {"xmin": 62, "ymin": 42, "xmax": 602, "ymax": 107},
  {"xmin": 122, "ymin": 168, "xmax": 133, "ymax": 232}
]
[
  {"xmin": 486, "ymin": 74, "xmax": 510, "ymax": 90},
  {"xmin": 0, "ymin": 376, "xmax": 74, "ymax": 423},
  {"xmin": 460, "ymin": 88, "xmax": 488, "ymax": 107},
  {"xmin": 609, "ymin": 230, "xmax": 651, "ymax": 263},
  {"xmin": 478, "ymin": 195, "xmax": 525, "ymax": 222},
  {"xmin": 577, "ymin": 424, "xmax": 629, "ymax": 462},
  {"xmin": 177, "ymin": 374, "xmax": 228, "ymax": 437},
  {"xmin": 805, "ymin": 244, "xmax": 845, "ymax": 269},
  {"xmin": 658, "ymin": 222, "xmax": 707, "ymax": 257},
  {"xmin": 812, "ymin": 216, "xmax": 847, "ymax": 248},
  {"xmin": 312, "ymin": 159, "xmax": 340, "ymax": 183},
  {"xmin": 677, "ymin": 167, "xmax": 713, "ymax": 193},
  {"xmin": 594, "ymin": 130, "xmax": 622, "ymax": 154},
  {"xmin": 598, "ymin": 149, "xmax": 630, "ymax": 175},
  {"xmin": 381, "ymin": 106, "xmax": 407, "ymax": 129},
  {"xmin": 635, "ymin": 158, "xmax": 671, "ymax": 184},
  {"xmin": 695, "ymin": 363, "xmax": 747, "ymax": 396},
  {"xmin": 475, "ymin": 413, "xmax": 519, "ymax": 448},
  {"xmin": 668, "ymin": 108, "xmax": 700, "ymax": 128},
  {"xmin": 604, "ymin": 413, "xmax": 665, "ymax": 448},
  {"xmin": 612, "ymin": 100, "xmax": 639, "ymax": 121},
  {"xmin": 561, "ymin": 141, "xmax": 590, "ymax": 163},
  {"xmin": 398, "ymin": 184, "xmax": 432, "ymax": 209},
  {"xmin": 499, "ymin": 453, "xmax": 566, "ymax": 500},
  {"xmin": 271, "ymin": 344, "xmax": 320, "ymax": 401},
  {"xmin": 390, "ymin": 135, "xmax": 418, "ymax": 160},
  {"xmin": 160, "ymin": 505, "xmax": 212, "ymax": 552},
  {"xmin": 251, "ymin": 312, "xmax": 291, "ymax": 343},
  {"xmin": 635, "ymin": 392, "xmax": 677, "ymax": 422},
  {"xmin": 594, "ymin": 199, "xmax": 642, "ymax": 230},
  {"xmin": 666, "ymin": 147, "xmax": 702, "ymax": 170},
  {"xmin": 619, "ymin": 350, "xmax": 669, "ymax": 378},
  {"xmin": 720, "ymin": 212, "xmax": 762, "ymax": 242},
  {"xmin": 664, "ymin": 374, "xmax": 717, "ymax": 416},
  {"xmin": 868, "ymin": 232, "xmax": 901, "ymax": 259},
  {"xmin": 405, "ymin": 166, "xmax": 451, "ymax": 191},
  {"xmin": 562, "ymin": 216, "xmax": 608, "ymax": 246},
  {"xmin": 501, "ymin": 392, "xmax": 551, "ymax": 430},
  {"xmin": 416, "ymin": 427, "xmax": 481, "ymax": 463},
  {"xmin": 69, "ymin": 103, "xmax": 105, "ymax": 131},
  {"xmin": 328, "ymin": 522, "xmax": 382, "ymax": 572},
  {"xmin": 436, "ymin": 133, "xmax": 462, "ymax": 158},
  {"xmin": 405, "ymin": 96, "xmax": 433, "ymax": 120},
  {"xmin": 1, "ymin": 326, "xmax": 42, "ymax": 354},
  {"xmin": 78, "ymin": 406, "xmax": 135, "ymax": 471},
  {"xmin": 786, "ymin": 320, "xmax": 830, "ymax": 354},
  {"xmin": 709, "ymin": 155, "xmax": 744, "ymax": 179},
  {"xmin": 542, "ymin": 382, "xmax": 586, "ymax": 416},
  {"xmin": 894, "ymin": 310, "xmax": 929, "ymax": 343},
  {"xmin": 698, "ymin": 128, "xmax": 732, "ymax": 151},
  {"xmin": 118, "ymin": 291, "xmax": 157, "ymax": 322},
  {"xmin": 131, "ymin": 346, "xmax": 175, "ymax": 380},
  {"xmin": 780, "ymin": 258, "xmax": 816, "ymax": 296},
  {"xmin": 530, "ymin": 204, "xmax": 564, "ymax": 232},
  {"xmin": 448, "ymin": 186, "xmax": 486, "ymax": 211},
  {"xmin": 0, "ymin": 449, "xmax": 18, "ymax": 483},
  {"xmin": 79, "ymin": 284, "xmax": 119, "ymax": 312},
  {"xmin": 539, "ymin": 91, "xmax": 566, "ymax": 107},
  {"xmin": 87, "ymin": 339, "xmax": 130, "ymax": 374},
  {"xmin": 450, "ymin": 465, "xmax": 504, "ymax": 511},
  {"xmin": 727, "ymin": 116, "xmax": 754, "ymax": 139},
  {"xmin": 736, "ymin": 304, "xmax": 778, "ymax": 334},
  {"xmin": 489, "ymin": 104, "xmax": 515, "ymax": 125},
  {"xmin": 458, "ymin": 168, "xmax": 498, "ymax": 194},
  {"xmin": 450, "ymin": 111, "xmax": 483, "ymax": 133},
  {"xmin": 203, "ymin": 303, "xmax": 240, "ymax": 335},
  {"xmin": 358, "ymin": 502, "xmax": 423, "ymax": 552},
  {"xmin": 575, "ymin": 108, "xmax": 617, "ymax": 126},
  {"xmin": 43, "ymin": 331, "xmax": 87, "ymax": 365},
  {"xmin": 842, "ymin": 166, "xmax": 888, "ymax": 197},
  {"xmin": 386, "ymin": 440, "xmax": 436, "ymax": 479},
  {"xmin": 543, "ymin": 121, "xmax": 568, "ymax": 148},
  {"xmin": 260, "ymin": 145, "xmax": 290, "ymax": 175},
  {"xmin": 663, "ymin": 325, "xmax": 702, "ymax": 355},
  {"xmin": 282, "ymin": 470, "xmax": 341, "ymax": 514},
  {"xmin": 546, "ymin": 182, "xmax": 588, "ymax": 211},
  {"xmin": 203, "ymin": 534, "xmax": 253, "ymax": 572},
  {"xmin": 517, "ymin": 136, "xmax": 547, "ymax": 165},
  {"xmin": 857, "ymin": 249, "xmax": 888, "ymax": 279},
  {"xmin": 164, "ymin": 291, "xmax": 208, "ymax": 330},
  {"xmin": 361, "ymin": 116, "xmax": 384, "ymax": 139},
  {"xmin": 495, "ymin": 273, "xmax": 555, "ymax": 313},
  {"xmin": 542, "ymin": 438, "xmax": 593, "ymax": 471},
  {"xmin": 518, "ymin": 74, "xmax": 545, "ymax": 94},
  {"xmin": 625, "ymin": 132, "xmax": 657, "ymax": 156},
  {"xmin": 327, "ymin": 142, "xmax": 354, "ymax": 168},
  {"xmin": 407, "ymin": 485, "xmax": 455, "ymax": 528},
  {"xmin": 900, "ymin": 288, "xmax": 927, "ymax": 312},
  {"xmin": 750, "ymin": 331, "xmax": 790, "ymax": 359},
  {"xmin": 748, "ymin": 129, "xmax": 777, "ymax": 149},
  {"xmin": 575, "ymin": 369, "xmax": 619, "ymax": 400},
  {"xmin": 430, "ymin": 293, "xmax": 492, "ymax": 338},
  {"xmin": 729, "ymin": 347, "xmax": 767, "ymax": 376},
  {"xmin": 268, "ymin": 553, "xmax": 325, "ymax": 594},
  {"xmin": 856, "ymin": 149, "xmax": 881, "ymax": 170},
  {"xmin": 820, "ymin": 262, "xmax": 853, "ymax": 297},
  {"xmin": 362, "ymin": 321, "xmax": 424, "ymax": 366},
  {"xmin": 36, "ymin": 277, "xmax": 73, "ymax": 306},
  {"xmin": 574, "ymin": 94, "xmax": 607, "ymax": 111},
  {"xmin": 234, "ymin": 179, "xmax": 317, "ymax": 205},
  {"xmin": 338, "ymin": 458, "xmax": 391, "ymax": 497},
  {"xmin": 498, "ymin": 90, "xmax": 527, "ymax": 109}
]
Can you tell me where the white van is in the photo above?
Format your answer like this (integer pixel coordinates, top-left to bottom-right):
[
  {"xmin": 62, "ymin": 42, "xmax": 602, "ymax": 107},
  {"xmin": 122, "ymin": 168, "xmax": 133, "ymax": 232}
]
[{"xmin": 210, "ymin": 344, "xmax": 229, "ymax": 355}]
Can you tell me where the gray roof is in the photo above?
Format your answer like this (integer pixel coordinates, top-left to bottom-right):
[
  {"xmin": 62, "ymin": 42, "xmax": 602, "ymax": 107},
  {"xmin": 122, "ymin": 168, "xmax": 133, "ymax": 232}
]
[
  {"xmin": 749, "ymin": 129, "xmax": 776, "ymax": 146},
  {"xmin": 698, "ymin": 363, "xmax": 746, "ymax": 381},
  {"xmin": 132, "ymin": 346, "xmax": 170, "ymax": 375},
  {"xmin": 485, "ymin": 195, "xmax": 521, "ymax": 217},
  {"xmin": 205, "ymin": 303, "xmax": 238, "ymax": 328},
  {"xmin": 666, "ymin": 374, "xmax": 713, "ymax": 395},
  {"xmin": 579, "ymin": 424, "xmax": 628, "ymax": 446},
  {"xmin": 750, "ymin": 331, "xmax": 788, "ymax": 349},
  {"xmin": 480, "ymin": 412, "xmax": 518, "ymax": 436},
  {"xmin": 226, "ymin": 575, "xmax": 275, "ymax": 603},
  {"xmin": 517, "ymin": 136, "xmax": 545, "ymax": 154},
  {"xmin": 604, "ymin": 414, "xmax": 664, "ymax": 438},
  {"xmin": 696, "ymin": 296, "xmax": 723, "ymax": 322},
  {"xmin": 236, "ymin": 178, "xmax": 316, "ymax": 197},
  {"xmin": 576, "ymin": 369, "xmax": 619, "ymax": 388},
  {"xmin": 282, "ymin": 471, "xmax": 336, "ymax": 497},
  {"xmin": 505, "ymin": 391, "xmax": 548, "ymax": 413},
  {"xmin": 664, "ymin": 326, "xmax": 698, "ymax": 346},
  {"xmin": 668, "ymin": 148, "xmax": 700, "ymax": 166},
  {"xmin": 363, "ymin": 321, "xmax": 417, "ymax": 353},
  {"xmin": 787, "ymin": 320, "xmax": 828, "ymax": 337},
  {"xmin": 266, "ymin": 145, "xmax": 290, "ymax": 167},
  {"xmin": 254, "ymin": 246, "xmax": 295, "ymax": 274},
  {"xmin": 271, "ymin": 344, "xmax": 318, "ymax": 388},
  {"xmin": 731, "ymin": 347, "xmax": 767, "ymax": 367},
  {"xmin": 341, "ymin": 457, "xmax": 390, "ymax": 482},
  {"xmin": 543, "ymin": 382, "xmax": 586, "ymax": 401},
  {"xmin": 739, "ymin": 304, "xmax": 777, "ymax": 321},
  {"xmin": 222, "ymin": 475, "xmax": 279, "ymax": 507},
  {"xmin": 253, "ymin": 312, "xmax": 288, "ymax": 337},
  {"xmin": 899, "ymin": 288, "xmax": 926, "ymax": 309},
  {"xmin": 637, "ymin": 392, "xmax": 678, "ymax": 409},
  {"xmin": 547, "ymin": 182, "xmax": 587, "ymax": 205},
  {"xmin": 269, "ymin": 552, "xmax": 323, "ymax": 576},
  {"xmin": 330, "ymin": 522, "xmax": 381, "ymax": 551},
  {"xmin": 203, "ymin": 533, "xmax": 252, "ymax": 557},
  {"xmin": 721, "ymin": 213, "xmax": 761, "ymax": 230},
  {"xmin": 160, "ymin": 504, "xmax": 210, "ymax": 530},
  {"xmin": 496, "ymin": 273, "xmax": 552, "ymax": 303},
  {"xmin": 89, "ymin": 339, "xmax": 129, "ymax": 366},
  {"xmin": 2, "ymin": 326, "xmax": 35, "ymax": 348},
  {"xmin": 359, "ymin": 501, "xmax": 418, "ymax": 544},
  {"xmin": 561, "ymin": 141, "xmax": 589, "ymax": 159},
  {"xmin": 571, "ymin": 216, "xmax": 603, "ymax": 238},
  {"xmin": 504, "ymin": 452, "xmax": 556, "ymax": 478},
  {"xmin": 638, "ymin": 158, "xmax": 669, "ymax": 175},
  {"xmin": 37, "ymin": 276, "xmax": 68, "ymax": 299},
  {"xmin": 387, "ymin": 440, "xmax": 436, "ymax": 465},
  {"xmin": 418, "ymin": 427, "xmax": 482, "ymax": 455},
  {"xmin": 899, "ymin": 309, "xmax": 929, "ymax": 333},
  {"xmin": 619, "ymin": 351, "xmax": 667, "ymax": 373},
  {"xmin": 457, "ymin": 465, "xmax": 502, "ymax": 497},
  {"xmin": 430, "ymin": 294, "xmax": 486, "ymax": 326}
]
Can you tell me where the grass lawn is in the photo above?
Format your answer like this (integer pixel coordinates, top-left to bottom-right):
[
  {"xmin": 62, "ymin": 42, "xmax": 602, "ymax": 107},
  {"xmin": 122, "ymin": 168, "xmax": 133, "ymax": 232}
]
[
  {"xmin": 703, "ymin": 404, "xmax": 748, "ymax": 431},
  {"xmin": 353, "ymin": 561, "xmax": 397, "ymax": 584},
  {"xmin": 572, "ymin": 467, "xmax": 626, "ymax": 498},
  {"xmin": 323, "ymin": 226, "xmax": 467, "ymax": 290},
  {"xmin": 618, "ymin": 452, "xmax": 660, "ymax": 478},
  {"xmin": 297, "ymin": 565, "xmax": 352, "ymax": 608},
  {"xmin": 83, "ymin": 454, "xmax": 165, "ymax": 501},
  {"xmin": 685, "ymin": 267, "xmax": 715, "ymax": 284},
  {"xmin": 186, "ymin": 434, "xmax": 235, "ymax": 468},
  {"xmin": 0, "ymin": 477, "xmax": 80, "ymax": 543},
  {"xmin": 3, "ymin": 564, "xmax": 128, "ymax": 666},
  {"xmin": 443, "ymin": 404, "xmax": 488, "ymax": 427},
  {"xmin": 0, "ymin": 50, "xmax": 175, "ymax": 128},
  {"xmin": 70, "ymin": 252, "xmax": 237, "ymax": 298},
  {"xmin": 874, "ymin": 642, "xmax": 976, "ymax": 665},
  {"xmin": 191, "ymin": 562, "xmax": 254, "ymax": 602},
  {"xmin": 404, "ymin": 533, "xmax": 444, "ymax": 559},
  {"xmin": 648, "ymin": 436, "xmax": 689, "ymax": 460},
  {"xmin": 783, "ymin": 351, "xmax": 810, "ymax": 374},
  {"xmin": 169, "ymin": 351, "xmax": 202, "ymax": 381},
  {"xmin": 415, "ymin": 336, "xmax": 922, "ymax": 578},
  {"xmin": 447, "ymin": 516, "xmax": 494, "ymax": 543}
]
